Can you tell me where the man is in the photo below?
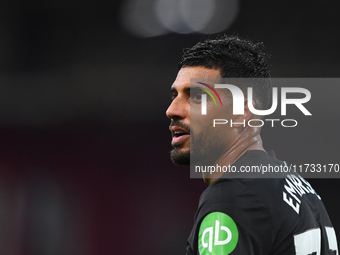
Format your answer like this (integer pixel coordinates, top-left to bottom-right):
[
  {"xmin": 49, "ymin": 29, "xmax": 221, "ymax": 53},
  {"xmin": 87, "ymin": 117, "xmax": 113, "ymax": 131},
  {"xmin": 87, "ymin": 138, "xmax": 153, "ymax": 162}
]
[{"xmin": 166, "ymin": 35, "xmax": 338, "ymax": 254}]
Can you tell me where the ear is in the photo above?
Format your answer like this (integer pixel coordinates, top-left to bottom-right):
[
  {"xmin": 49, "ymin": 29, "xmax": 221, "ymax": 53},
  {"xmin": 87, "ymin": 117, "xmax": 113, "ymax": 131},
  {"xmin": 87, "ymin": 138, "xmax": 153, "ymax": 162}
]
[{"xmin": 232, "ymin": 98, "xmax": 254, "ymax": 128}]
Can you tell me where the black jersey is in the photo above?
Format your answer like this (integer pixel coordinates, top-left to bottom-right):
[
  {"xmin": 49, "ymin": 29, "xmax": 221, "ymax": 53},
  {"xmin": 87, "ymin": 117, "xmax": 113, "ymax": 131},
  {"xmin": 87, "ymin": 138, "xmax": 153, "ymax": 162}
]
[{"xmin": 186, "ymin": 150, "xmax": 338, "ymax": 255}]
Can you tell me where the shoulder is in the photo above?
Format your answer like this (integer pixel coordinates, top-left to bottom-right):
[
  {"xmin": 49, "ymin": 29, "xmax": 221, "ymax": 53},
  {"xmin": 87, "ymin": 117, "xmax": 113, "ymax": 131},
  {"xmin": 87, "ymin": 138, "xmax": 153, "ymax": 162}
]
[
  {"xmin": 199, "ymin": 178, "xmax": 268, "ymax": 207},
  {"xmin": 199, "ymin": 177, "xmax": 287, "ymax": 217},
  {"xmin": 197, "ymin": 177, "xmax": 280, "ymax": 229},
  {"xmin": 193, "ymin": 179, "xmax": 277, "ymax": 254}
]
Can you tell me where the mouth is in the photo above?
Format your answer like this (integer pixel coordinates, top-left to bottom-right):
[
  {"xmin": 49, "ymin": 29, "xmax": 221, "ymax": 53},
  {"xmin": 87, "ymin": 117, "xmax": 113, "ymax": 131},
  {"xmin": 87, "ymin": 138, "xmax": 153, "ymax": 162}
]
[{"xmin": 170, "ymin": 126, "xmax": 190, "ymax": 145}]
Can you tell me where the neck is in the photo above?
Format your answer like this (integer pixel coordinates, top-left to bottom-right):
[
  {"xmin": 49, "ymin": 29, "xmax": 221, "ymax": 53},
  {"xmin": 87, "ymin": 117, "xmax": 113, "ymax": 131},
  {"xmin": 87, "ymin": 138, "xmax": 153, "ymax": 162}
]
[{"xmin": 202, "ymin": 131, "xmax": 264, "ymax": 185}]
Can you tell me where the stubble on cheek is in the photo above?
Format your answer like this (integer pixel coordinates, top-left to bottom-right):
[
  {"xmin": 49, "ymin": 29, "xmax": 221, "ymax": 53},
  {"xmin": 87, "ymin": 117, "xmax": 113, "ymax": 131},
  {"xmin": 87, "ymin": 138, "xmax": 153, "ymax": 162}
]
[
  {"xmin": 190, "ymin": 131, "xmax": 210, "ymax": 164},
  {"xmin": 191, "ymin": 125, "xmax": 229, "ymax": 166}
]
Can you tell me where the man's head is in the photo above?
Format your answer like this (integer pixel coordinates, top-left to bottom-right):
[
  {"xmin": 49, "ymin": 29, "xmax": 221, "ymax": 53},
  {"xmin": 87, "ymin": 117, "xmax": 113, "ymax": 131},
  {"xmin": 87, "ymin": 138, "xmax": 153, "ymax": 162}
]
[
  {"xmin": 179, "ymin": 34, "xmax": 272, "ymax": 110},
  {"xmin": 167, "ymin": 34, "xmax": 271, "ymax": 166}
]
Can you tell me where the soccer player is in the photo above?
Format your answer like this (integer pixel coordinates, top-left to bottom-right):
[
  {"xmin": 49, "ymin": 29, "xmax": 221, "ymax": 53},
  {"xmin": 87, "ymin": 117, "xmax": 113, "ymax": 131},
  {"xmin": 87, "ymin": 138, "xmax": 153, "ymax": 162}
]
[{"xmin": 166, "ymin": 35, "xmax": 338, "ymax": 254}]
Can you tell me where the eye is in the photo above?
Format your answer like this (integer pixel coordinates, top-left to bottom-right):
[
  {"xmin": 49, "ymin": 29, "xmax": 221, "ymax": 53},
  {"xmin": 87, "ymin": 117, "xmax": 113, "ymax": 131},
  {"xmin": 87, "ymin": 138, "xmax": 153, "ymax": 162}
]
[
  {"xmin": 190, "ymin": 91, "xmax": 203, "ymax": 101},
  {"xmin": 171, "ymin": 91, "xmax": 178, "ymax": 100},
  {"xmin": 192, "ymin": 94, "xmax": 202, "ymax": 100}
]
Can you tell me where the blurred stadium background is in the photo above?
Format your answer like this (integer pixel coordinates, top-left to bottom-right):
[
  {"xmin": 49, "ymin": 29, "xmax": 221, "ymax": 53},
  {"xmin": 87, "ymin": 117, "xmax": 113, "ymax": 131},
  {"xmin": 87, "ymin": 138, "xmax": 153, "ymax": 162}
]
[{"xmin": 0, "ymin": 0, "xmax": 339, "ymax": 254}]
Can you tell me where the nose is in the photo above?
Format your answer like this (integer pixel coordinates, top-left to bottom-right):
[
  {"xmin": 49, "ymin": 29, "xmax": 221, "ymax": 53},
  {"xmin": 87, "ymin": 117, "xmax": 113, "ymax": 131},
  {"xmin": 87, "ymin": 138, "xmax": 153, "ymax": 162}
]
[{"xmin": 166, "ymin": 96, "xmax": 187, "ymax": 120}]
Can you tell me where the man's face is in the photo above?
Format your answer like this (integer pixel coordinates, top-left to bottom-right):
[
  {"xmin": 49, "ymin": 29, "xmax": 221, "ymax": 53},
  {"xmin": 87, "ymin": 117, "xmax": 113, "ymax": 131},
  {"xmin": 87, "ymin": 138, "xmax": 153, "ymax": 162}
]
[{"xmin": 166, "ymin": 66, "xmax": 237, "ymax": 166}]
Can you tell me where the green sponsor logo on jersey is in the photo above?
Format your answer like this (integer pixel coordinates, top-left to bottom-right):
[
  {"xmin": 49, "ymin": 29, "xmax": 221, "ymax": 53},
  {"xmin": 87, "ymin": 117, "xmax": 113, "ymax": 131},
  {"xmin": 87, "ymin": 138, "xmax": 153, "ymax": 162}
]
[{"xmin": 198, "ymin": 212, "xmax": 238, "ymax": 255}]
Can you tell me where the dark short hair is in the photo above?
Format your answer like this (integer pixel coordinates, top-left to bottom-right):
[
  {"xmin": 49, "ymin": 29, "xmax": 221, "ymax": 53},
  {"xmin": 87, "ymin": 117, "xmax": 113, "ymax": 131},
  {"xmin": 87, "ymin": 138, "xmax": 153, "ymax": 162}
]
[{"xmin": 178, "ymin": 34, "xmax": 272, "ymax": 110}]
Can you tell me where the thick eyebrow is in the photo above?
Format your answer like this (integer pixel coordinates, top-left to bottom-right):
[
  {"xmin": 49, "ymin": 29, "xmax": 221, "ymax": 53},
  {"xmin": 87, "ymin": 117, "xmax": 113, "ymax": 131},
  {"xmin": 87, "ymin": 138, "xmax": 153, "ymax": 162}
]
[
  {"xmin": 190, "ymin": 87, "xmax": 203, "ymax": 93},
  {"xmin": 170, "ymin": 86, "xmax": 191, "ymax": 94}
]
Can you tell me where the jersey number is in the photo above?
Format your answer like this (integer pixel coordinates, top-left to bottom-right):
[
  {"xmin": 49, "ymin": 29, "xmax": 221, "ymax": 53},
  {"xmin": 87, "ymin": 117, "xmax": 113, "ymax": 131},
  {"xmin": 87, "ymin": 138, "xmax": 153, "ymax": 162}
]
[{"xmin": 294, "ymin": 227, "xmax": 338, "ymax": 255}]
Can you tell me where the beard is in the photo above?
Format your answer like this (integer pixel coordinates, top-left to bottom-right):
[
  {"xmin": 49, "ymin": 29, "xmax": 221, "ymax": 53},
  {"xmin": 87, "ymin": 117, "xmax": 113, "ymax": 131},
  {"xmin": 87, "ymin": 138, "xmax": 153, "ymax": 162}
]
[
  {"xmin": 170, "ymin": 145, "xmax": 190, "ymax": 166},
  {"xmin": 170, "ymin": 128, "xmax": 225, "ymax": 166},
  {"xmin": 169, "ymin": 120, "xmax": 190, "ymax": 166},
  {"xmin": 190, "ymin": 131, "xmax": 223, "ymax": 166}
]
